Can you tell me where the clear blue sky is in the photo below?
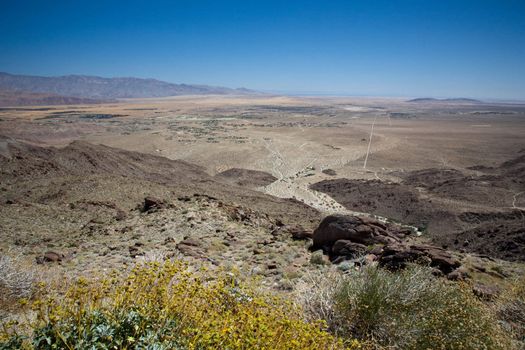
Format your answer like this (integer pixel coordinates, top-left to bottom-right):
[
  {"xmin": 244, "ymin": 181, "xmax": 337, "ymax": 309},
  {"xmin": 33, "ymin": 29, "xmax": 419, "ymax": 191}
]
[{"xmin": 1, "ymin": 0, "xmax": 524, "ymax": 99}]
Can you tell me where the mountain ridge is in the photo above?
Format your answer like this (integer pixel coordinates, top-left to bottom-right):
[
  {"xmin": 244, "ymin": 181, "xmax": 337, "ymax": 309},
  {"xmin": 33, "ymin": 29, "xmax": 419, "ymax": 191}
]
[
  {"xmin": 0, "ymin": 72, "xmax": 259, "ymax": 99},
  {"xmin": 0, "ymin": 88, "xmax": 112, "ymax": 107},
  {"xmin": 407, "ymin": 97, "xmax": 483, "ymax": 104}
]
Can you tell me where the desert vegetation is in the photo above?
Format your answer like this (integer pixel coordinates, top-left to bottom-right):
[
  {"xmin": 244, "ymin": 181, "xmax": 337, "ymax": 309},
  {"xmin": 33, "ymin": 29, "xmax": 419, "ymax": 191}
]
[
  {"xmin": 297, "ymin": 264, "xmax": 523, "ymax": 349},
  {"xmin": 1, "ymin": 252, "xmax": 524, "ymax": 349},
  {"xmin": 0, "ymin": 260, "xmax": 351, "ymax": 350},
  {"xmin": 1, "ymin": 0, "xmax": 525, "ymax": 346},
  {"xmin": 1, "ymin": 95, "xmax": 524, "ymax": 349}
]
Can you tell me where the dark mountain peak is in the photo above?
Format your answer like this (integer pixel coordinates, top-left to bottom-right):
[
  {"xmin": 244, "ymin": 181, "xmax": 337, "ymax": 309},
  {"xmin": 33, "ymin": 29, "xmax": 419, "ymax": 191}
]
[{"xmin": 407, "ymin": 97, "xmax": 482, "ymax": 104}]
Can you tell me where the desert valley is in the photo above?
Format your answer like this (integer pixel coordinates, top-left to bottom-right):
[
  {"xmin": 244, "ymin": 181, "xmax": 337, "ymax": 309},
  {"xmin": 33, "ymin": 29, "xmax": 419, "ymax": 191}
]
[
  {"xmin": 1, "ymin": 92, "xmax": 523, "ymax": 279},
  {"xmin": 1, "ymin": 1, "xmax": 525, "ymax": 345},
  {"xmin": 1, "ymin": 80, "xmax": 525, "ymax": 348}
]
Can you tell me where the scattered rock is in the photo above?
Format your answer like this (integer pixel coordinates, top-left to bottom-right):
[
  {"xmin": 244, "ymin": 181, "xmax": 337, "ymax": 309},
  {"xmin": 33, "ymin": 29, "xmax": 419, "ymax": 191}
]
[
  {"xmin": 36, "ymin": 251, "xmax": 64, "ymax": 264},
  {"xmin": 141, "ymin": 196, "xmax": 167, "ymax": 213},
  {"xmin": 178, "ymin": 237, "xmax": 201, "ymax": 247},
  {"xmin": 164, "ymin": 237, "xmax": 176, "ymax": 244},
  {"xmin": 286, "ymin": 225, "xmax": 312, "ymax": 240},
  {"xmin": 128, "ymin": 244, "xmax": 144, "ymax": 258},
  {"xmin": 176, "ymin": 238, "xmax": 205, "ymax": 258},
  {"xmin": 267, "ymin": 263, "xmax": 278, "ymax": 270},
  {"xmin": 472, "ymin": 264, "xmax": 487, "ymax": 273},
  {"xmin": 221, "ymin": 204, "xmax": 271, "ymax": 227},
  {"xmin": 472, "ymin": 283, "xmax": 500, "ymax": 300},
  {"xmin": 446, "ymin": 267, "xmax": 470, "ymax": 281}
]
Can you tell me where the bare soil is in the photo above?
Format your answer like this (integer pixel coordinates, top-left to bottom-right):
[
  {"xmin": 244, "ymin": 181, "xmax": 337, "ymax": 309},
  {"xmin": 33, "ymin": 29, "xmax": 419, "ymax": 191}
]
[{"xmin": 1, "ymin": 95, "xmax": 524, "ymax": 283}]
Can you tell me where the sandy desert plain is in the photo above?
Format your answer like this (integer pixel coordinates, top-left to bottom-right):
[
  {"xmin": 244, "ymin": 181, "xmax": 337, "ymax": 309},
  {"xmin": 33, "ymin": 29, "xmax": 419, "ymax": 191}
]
[{"xmin": 1, "ymin": 94, "xmax": 525, "ymax": 293}]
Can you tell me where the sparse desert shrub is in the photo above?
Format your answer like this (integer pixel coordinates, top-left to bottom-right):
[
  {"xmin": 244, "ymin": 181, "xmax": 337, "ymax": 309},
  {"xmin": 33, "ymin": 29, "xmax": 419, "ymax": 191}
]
[
  {"xmin": 310, "ymin": 250, "xmax": 329, "ymax": 265},
  {"xmin": 297, "ymin": 264, "xmax": 513, "ymax": 349},
  {"xmin": 295, "ymin": 269, "xmax": 343, "ymax": 330},
  {"xmin": 495, "ymin": 276, "xmax": 525, "ymax": 347},
  {"xmin": 0, "ymin": 251, "xmax": 38, "ymax": 301},
  {"xmin": 0, "ymin": 261, "xmax": 352, "ymax": 349}
]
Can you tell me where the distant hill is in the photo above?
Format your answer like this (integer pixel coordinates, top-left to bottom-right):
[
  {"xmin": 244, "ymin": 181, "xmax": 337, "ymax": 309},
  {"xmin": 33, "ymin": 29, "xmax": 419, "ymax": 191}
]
[
  {"xmin": 0, "ymin": 72, "xmax": 258, "ymax": 99},
  {"xmin": 407, "ymin": 97, "xmax": 482, "ymax": 104},
  {"xmin": 0, "ymin": 89, "xmax": 111, "ymax": 107}
]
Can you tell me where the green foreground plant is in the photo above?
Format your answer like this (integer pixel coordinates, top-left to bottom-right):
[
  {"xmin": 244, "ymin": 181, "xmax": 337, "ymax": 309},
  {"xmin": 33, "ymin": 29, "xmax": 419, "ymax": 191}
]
[{"xmin": 297, "ymin": 264, "xmax": 516, "ymax": 350}]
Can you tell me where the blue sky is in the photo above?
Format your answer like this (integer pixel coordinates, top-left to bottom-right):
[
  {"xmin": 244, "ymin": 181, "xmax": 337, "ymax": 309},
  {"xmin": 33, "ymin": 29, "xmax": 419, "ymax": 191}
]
[{"xmin": 1, "ymin": 0, "xmax": 524, "ymax": 99}]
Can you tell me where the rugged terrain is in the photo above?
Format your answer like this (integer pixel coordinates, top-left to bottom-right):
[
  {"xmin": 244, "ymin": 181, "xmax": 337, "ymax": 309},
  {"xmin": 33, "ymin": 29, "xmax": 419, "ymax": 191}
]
[
  {"xmin": 0, "ymin": 95, "xmax": 524, "ymax": 285},
  {"xmin": 0, "ymin": 136, "xmax": 321, "ymax": 287},
  {"xmin": 311, "ymin": 153, "xmax": 525, "ymax": 261}
]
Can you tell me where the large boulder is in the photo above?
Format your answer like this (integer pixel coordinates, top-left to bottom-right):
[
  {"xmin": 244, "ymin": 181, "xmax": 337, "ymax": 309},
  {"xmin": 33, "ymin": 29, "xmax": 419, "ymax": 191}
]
[
  {"xmin": 312, "ymin": 215, "xmax": 400, "ymax": 248},
  {"xmin": 331, "ymin": 240, "xmax": 367, "ymax": 257},
  {"xmin": 379, "ymin": 244, "xmax": 461, "ymax": 274},
  {"xmin": 311, "ymin": 215, "xmax": 462, "ymax": 275}
]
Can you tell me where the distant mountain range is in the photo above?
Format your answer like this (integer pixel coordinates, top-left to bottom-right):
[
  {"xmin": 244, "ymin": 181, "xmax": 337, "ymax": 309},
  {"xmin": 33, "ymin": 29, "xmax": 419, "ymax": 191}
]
[
  {"xmin": 0, "ymin": 72, "xmax": 258, "ymax": 102},
  {"xmin": 0, "ymin": 89, "xmax": 110, "ymax": 107},
  {"xmin": 407, "ymin": 97, "xmax": 482, "ymax": 104}
]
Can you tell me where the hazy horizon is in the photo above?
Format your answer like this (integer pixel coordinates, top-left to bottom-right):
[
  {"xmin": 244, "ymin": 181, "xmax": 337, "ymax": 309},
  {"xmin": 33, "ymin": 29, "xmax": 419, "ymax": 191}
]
[{"xmin": 1, "ymin": 0, "xmax": 524, "ymax": 100}]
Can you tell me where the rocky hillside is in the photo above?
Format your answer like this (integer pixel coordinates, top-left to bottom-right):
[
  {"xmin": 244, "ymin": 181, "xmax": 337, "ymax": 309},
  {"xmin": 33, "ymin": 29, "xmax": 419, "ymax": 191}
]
[
  {"xmin": 0, "ymin": 136, "xmax": 320, "ymax": 285},
  {"xmin": 1, "ymin": 136, "xmax": 523, "ymax": 350},
  {"xmin": 311, "ymin": 153, "xmax": 525, "ymax": 261}
]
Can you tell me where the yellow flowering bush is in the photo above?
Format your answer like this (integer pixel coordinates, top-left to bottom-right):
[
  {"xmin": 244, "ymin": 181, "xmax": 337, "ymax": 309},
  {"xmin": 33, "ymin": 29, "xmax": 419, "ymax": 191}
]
[{"xmin": 0, "ymin": 261, "xmax": 355, "ymax": 349}]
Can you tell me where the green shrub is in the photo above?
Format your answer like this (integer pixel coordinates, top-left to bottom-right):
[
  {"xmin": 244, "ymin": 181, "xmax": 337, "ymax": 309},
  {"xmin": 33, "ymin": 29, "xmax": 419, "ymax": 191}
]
[{"xmin": 298, "ymin": 264, "xmax": 513, "ymax": 349}]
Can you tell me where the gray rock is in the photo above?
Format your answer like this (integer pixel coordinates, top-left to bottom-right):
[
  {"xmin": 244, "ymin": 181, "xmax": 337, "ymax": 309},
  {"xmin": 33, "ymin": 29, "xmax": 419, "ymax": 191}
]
[
  {"xmin": 313, "ymin": 215, "xmax": 400, "ymax": 248},
  {"xmin": 380, "ymin": 244, "xmax": 461, "ymax": 274},
  {"xmin": 36, "ymin": 251, "xmax": 64, "ymax": 264},
  {"xmin": 331, "ymin": 240, "xmax": 367, "ymax": 257}
]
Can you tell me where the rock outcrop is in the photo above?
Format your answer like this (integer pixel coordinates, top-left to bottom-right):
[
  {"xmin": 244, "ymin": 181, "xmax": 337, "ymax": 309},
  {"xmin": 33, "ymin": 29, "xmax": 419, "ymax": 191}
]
[
  {"xmin": 311, "ymin": 214, "xmax": 463, "ymax": 276},
  {"xmin": 379, "ymin": 244, "xmax": 461, "ymax": 274},
  {"xmin": 312, "ymin": 215, "xmax": 402, "ymax": 248}
]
